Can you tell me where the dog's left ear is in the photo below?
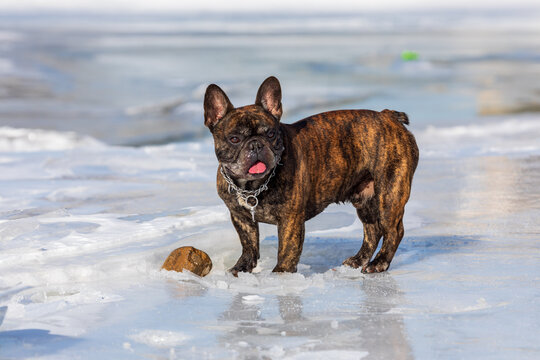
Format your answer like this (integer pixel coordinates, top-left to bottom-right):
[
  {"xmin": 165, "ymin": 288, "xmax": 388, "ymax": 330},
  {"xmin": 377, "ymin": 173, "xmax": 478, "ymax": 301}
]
[{"xmin": 255, "ymin": 76, "xmax": 282, "ymax": 121}]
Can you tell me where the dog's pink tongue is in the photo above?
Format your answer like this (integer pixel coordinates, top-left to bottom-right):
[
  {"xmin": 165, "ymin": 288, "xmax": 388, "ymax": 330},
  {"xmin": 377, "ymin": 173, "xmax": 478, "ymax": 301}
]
[{"xmin": 248, "ymin": 161, "xmax": 267, "ymax": 174}]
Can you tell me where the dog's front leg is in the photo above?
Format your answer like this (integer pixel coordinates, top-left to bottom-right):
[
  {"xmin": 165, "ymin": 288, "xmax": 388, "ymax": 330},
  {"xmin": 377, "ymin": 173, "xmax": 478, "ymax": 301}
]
[
  {"xmin": 229, "ymin": 212, "xmax": 260, "ymax": 276},
  {"xmin": 273, "ymin": 214, "xmax": 305, "ymax": 273}
]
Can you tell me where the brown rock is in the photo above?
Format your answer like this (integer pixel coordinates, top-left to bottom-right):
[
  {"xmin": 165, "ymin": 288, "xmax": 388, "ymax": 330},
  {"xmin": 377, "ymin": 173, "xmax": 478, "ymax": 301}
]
[{"xmin": 162, "ymin": 246, "xmax": 212, "ymax": 277}]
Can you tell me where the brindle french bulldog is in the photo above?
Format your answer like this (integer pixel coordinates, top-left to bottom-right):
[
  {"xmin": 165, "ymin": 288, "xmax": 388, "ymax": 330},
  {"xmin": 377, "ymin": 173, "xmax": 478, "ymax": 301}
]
[{"xmin": 204, "ymin": 76, "xmax": 418, "ymax": 275}]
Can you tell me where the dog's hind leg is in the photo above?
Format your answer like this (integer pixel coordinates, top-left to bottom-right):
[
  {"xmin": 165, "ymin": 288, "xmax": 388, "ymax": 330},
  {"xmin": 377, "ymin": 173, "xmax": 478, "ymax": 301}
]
[
  {"xmin": 363, "ymin": 216, "xmax": 404, "ymax": 273},
  {"xmin": 363, "ymin": 179, "xmax": 410, "ymax": 273},
  {"xmin": 343, "ymin": 180, "xmax": 383, "ymax": 270},
  {"xmin": 343, "ymin": 217, "xmax": 382, "ymax": 270}
]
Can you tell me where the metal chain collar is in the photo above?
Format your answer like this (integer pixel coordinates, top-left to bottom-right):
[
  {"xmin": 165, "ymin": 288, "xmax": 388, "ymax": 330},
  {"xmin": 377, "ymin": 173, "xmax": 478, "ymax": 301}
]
[{"xmin": 220, "ymin": 155, "xmax": 281, "ymax": 222}]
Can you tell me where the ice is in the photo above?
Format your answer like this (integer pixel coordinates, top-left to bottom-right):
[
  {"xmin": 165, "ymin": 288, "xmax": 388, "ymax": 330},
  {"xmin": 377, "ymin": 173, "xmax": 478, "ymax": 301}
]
[
  {"xmin": 284, "ymin": 350, "xmax": 368, "ymax": 360},
  {"xmin": 129, "ymin": 329, "xmax": 190, "ymax": 349},
  {"xmin": 1, "ymin": 124, "xmax": 539, "ymax": 359},
  {"xmin": 1, "ymin": 30, "xmax": 540, "ymax": 356},
  {"xmin": 0, "ymin": 306, "xmax": 6, "ymax": 326},
  {"xmin": 0, "ymin": 127, "xmax": 104, "ymax": 152},
  {"xmin": 242, "ymin": 295, "xmax": 265, "ymax": 304},
  {"xmin": 418, "ymin": 114, "xmax": 540, "ymax": 158},
  {"xmin": 1, "ymin": 6, "xmax": 540, "ymax": 357}
]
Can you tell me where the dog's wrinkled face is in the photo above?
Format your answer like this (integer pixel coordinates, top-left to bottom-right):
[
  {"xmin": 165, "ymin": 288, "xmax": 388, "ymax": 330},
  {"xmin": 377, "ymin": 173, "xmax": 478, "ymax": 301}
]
[
  {"xmin": 204, "ymin": 77, "xmax": 284, "ymax": 183},
  {"xmin": 212, "ymin": 106, "xmax": 282, "ymax": 181}
]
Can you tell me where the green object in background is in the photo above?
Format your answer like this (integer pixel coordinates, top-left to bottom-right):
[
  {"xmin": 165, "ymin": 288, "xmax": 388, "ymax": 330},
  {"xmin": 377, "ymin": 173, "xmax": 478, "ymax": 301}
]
[{"xmin": 401, "ymin": 50, "xmax": 419, "ymax": 61}]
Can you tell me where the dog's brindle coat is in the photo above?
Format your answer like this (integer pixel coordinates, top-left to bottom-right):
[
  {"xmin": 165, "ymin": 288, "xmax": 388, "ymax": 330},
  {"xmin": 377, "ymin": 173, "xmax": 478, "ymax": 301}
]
[{"xmin": 204, "ymin": 76, "xmax": 418, "ymax": 275}]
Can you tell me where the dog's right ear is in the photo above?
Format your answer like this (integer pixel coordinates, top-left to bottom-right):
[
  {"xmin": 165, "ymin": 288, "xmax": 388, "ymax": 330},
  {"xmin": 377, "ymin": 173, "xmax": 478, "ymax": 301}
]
[
  {"xmin": 204, "ymin": 84, "xmax": 234, "ymax": 130},
  {"xmin": 255, "ymin": 76, "xmax": 282, "ymax": 121}
]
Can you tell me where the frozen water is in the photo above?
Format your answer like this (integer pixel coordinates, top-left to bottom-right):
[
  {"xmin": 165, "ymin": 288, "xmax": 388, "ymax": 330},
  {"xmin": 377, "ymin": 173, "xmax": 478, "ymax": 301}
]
[
  {"xmin": 0, "ymin": 122, "xmax": 539, "ymax": 359},
  {"xmin": 1, "ymin": 8, "xmax": 540, "ymax": 360},
  {"xmin": 2, "ymin": 11, "xmax": 540, "ymax": 145}
]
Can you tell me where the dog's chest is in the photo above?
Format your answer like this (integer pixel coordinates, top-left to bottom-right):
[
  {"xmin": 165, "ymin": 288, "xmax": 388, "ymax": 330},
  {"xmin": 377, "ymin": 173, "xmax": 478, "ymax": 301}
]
[
  {"xmin": 228, "ymin": 192, "xmax": 279, "ymax": 224},
  {"xmin": 235, "ymin": 194, "xmax": 254, "ymax": 211}
]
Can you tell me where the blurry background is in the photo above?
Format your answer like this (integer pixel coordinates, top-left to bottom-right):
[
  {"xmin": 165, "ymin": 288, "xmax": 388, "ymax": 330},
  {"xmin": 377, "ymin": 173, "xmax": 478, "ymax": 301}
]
[{"xmin": 0, "ymin": 1, "xmax": 539, "ymax": 146}]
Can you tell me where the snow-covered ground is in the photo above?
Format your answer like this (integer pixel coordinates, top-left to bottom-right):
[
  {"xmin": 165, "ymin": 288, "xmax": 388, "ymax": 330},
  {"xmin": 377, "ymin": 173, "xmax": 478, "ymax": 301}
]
[{"xmin": 1, "ymin": 116, "xmax": 539, "ymax": 359}]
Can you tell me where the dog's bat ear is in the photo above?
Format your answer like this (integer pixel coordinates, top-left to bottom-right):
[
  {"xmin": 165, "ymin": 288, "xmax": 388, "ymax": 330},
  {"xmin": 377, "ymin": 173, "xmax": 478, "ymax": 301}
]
[
  {"xmin": 204, "ymin": 84, "xmax": 234, "ymax": 130},
  {"xmin": 255, "ymin": 76, "xmax": 282, "ymax": 121}
]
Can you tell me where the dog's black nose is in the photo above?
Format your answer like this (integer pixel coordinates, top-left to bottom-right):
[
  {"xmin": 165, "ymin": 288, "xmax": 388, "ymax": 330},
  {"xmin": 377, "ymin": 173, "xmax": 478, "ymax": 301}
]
[{"xmin": 249, "ymin": 139, "xmax": 263, "ymax": 152}]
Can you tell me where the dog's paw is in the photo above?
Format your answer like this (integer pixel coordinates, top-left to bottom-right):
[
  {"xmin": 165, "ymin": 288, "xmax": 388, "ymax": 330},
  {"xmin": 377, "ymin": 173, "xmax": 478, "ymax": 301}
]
[
  {"xmin": 361, "ymin": 259, "xmax": 390, "ymax": 273},
  {"xmin": 342, "ymin": 255, "xmax": 369, "ymax": 269},
  {"xmin": 229, "ymin": 254, "xmax": 257, "ymax": 277},
  {"xmin": 272, "ymin": 264, "xmax": 297, "ymax": 273}
]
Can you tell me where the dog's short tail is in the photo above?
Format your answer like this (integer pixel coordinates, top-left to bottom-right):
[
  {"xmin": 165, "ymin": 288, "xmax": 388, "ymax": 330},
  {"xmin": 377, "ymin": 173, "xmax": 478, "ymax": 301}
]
[{"xmin": 382, "ymin": 109, "xmax": 409, "ymax": 125}]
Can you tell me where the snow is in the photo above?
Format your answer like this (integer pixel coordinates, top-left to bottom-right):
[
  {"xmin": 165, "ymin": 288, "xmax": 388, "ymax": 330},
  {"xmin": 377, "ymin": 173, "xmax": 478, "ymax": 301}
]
[{"xmin": 0, "ymin": 122, "xmax": 539, "ymax": 359}]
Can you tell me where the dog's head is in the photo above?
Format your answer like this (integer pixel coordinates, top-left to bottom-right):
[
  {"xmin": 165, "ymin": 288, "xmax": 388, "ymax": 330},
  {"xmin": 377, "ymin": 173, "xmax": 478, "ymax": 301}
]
[{"xmin": 204, "ymin": 76, "xmax": 285, "ymax": 185}]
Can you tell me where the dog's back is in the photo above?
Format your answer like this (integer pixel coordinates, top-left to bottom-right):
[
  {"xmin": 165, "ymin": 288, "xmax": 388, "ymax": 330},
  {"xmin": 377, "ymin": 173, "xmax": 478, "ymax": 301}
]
[{"xmin": 283, "ymin": 109, "xmax": 418, "ymax": 181}]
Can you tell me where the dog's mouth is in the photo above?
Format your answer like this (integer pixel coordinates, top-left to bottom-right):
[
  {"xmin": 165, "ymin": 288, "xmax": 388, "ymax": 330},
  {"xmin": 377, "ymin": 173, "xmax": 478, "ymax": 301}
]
[
  {"xmin": 248, "ymin": 161, "xmax": 267, "ymax": 175},
  {"xmin": 221, "ymin": 145, "xmax": 279, "ymax": 183}
]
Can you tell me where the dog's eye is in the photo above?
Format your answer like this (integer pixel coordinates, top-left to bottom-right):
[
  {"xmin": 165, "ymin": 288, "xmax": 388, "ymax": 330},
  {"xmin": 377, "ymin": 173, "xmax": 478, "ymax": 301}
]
[
  {"xmin": 267, "ymin": 129, "xmax": 276, "ymax": 139},
  {"xmin": 229, "ymin": 136, "xmax": 241, "ymax": 144}
]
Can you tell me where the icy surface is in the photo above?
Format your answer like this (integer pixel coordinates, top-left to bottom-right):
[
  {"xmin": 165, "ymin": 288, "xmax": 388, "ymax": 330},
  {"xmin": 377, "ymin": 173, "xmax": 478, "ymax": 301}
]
[
  {"xmin": 1, "ymin": 123, "xmax": 539, "ymax": 359},
  {"xmin": 2, "ymin": 11, "xmax": 540, "ymax": 146}
]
